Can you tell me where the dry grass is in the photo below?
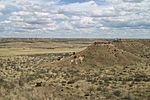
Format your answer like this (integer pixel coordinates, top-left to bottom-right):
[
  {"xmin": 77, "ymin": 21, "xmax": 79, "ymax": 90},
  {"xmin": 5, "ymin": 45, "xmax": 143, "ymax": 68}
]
[
  {"xmin": 0, "ymin": 39, "xmax": 150, "ymax": 100},
  {"xmin": 0, "ymin": 39, "xmax": 90, "ymax": 56},
  {"xmin": 0, "ymin": 47, "xmax": 86, "ymax": 56}
]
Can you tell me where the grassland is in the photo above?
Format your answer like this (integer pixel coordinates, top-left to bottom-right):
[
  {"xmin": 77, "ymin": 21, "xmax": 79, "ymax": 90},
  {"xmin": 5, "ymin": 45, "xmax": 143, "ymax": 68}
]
[
  {"xmin": 0, "ymin": 38, "xmax": 149, "ymax": 100},
  {"xmin": 0, "ymin": 47, "xmax": 86, "ymax": 56},
  {"xmin": 0, "ymin": 38, "xmax": 91, "ymax": 56}
]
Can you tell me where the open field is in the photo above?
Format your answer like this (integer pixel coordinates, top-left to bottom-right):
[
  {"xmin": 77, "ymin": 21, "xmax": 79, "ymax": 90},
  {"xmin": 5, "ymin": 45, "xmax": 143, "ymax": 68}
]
[
  {"xmin": 0, "ymin": 38, "xmax": 92, "ymax": 56},
  {"xmin": 0, "ymin": 38, "xmax": 150, "ymax": 100},
  {"xmin": 0, "ymin": 47, "xmax": 86, "ymax": 56}
]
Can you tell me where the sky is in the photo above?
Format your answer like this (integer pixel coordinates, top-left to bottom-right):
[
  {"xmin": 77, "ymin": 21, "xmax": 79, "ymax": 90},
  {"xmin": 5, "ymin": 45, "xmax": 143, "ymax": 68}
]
[{"xmin": 0, "ymin": 0, "xmax": 150, "ymax": 38}]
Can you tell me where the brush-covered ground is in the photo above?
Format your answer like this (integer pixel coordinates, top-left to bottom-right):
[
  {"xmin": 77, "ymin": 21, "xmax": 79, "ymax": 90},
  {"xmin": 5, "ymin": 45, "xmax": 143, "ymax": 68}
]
[{"xmin": 0, "ymin": 39, "xmax": 150, "ymax": 100}]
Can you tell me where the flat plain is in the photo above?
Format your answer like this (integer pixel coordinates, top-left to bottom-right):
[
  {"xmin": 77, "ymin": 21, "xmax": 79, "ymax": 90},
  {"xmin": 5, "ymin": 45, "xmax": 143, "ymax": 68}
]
[
  {"xmin": 0, "ymin": 38, "xmax": 90, "ymax": 56},
  {"xmin": 0, "ymin": 38, "xmax": 150, "ymax": 100}
]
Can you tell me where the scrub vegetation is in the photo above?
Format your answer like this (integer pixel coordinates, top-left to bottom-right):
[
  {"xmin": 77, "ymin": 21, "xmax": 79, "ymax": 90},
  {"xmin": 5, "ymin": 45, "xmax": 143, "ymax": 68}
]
[{"xmin": 0, "ymin": 39, "xmax": 149, "ymax": 100}]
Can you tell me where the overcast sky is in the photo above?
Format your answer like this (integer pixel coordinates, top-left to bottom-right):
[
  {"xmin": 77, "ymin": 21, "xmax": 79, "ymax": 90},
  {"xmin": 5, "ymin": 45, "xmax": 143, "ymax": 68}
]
[{"xmin": 0, "ymin": 0, "xmax": 150, "ymax": 38}]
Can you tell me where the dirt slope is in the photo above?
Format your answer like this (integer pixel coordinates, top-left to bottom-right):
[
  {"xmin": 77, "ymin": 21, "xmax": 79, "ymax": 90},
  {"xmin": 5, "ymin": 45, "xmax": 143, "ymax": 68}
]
[
  {"xmin": 78, "ymin": 42, "xmax": 142, "ymax": 67},
  {"xmin": 112, "ymin": 40, "xmax": 150, "ymax": 59},
  {"xmin": 51, "ymin": 41, "xmax": 144, "ymax": 68}
]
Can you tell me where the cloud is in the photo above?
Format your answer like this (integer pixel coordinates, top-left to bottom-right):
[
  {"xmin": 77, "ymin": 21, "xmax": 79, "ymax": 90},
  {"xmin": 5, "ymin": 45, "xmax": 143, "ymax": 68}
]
[
  {"xmin": 0, "ymin": 4, "xmax": 5, "ymax": 10},
  {"xmin": 0, "ymin": 12, "xmax": 3, "ymax": 16},
  {"xmin": 12, "ymin": 11, "xmax": 31, "ymax": 16},
  {"xmin": 62, "ymin": 1, "xmax": 97, "ymax": 12},
  {"xmin": 106, "ymin": 0, "xmax": 144, "ymax": 3},
  {"xmin": 58, "ymin": 21, "xmax": 73, "ymax": 30},
  {"xmin": 71, "ymin": 16, "xmax": 97, "ymax": 29},
  {"xmin": 0, "ymin": 0, "xmax": 149, "ymax": 38},
  {"xmin": 123, "ymin": 0, "xmax": 144, "ymax": 3},
  {"xmin": 0, "ymin": 3, "xmax": 5, "ymax": 16}
]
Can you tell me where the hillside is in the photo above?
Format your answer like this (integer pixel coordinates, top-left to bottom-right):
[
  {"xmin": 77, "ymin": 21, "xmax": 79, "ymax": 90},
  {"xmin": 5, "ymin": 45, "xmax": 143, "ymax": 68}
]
[
  {"xmin": 78, "ymin": 41, "xmax": 142, "ymax": 67},
  {"xmin": 51, "ymin": 40, "xmax": 147, "ymax": 68},
  {"xmin": 112, "ymin": 40, "xmax": 150, "ymax": 59}
]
